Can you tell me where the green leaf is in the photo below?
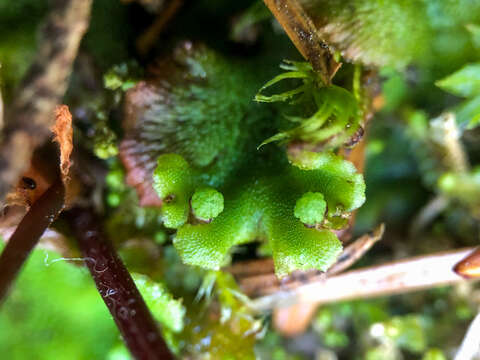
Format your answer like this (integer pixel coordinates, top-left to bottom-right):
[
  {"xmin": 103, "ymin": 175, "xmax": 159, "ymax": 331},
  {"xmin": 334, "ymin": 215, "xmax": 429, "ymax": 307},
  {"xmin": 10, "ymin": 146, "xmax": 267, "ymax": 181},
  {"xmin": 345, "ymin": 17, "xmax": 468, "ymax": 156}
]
[
  {"xmin": 456, "ymin": 95, "xmax": 480, "ymax": 128},
  {"xmin": 256, "ymin": 71, "xmax": 309, "ymax": 92},
  {"xmin": 422, "ymin": 349, "xmax": 447, "ymax": 360},
  {"xmin": 468, "ymin": 112, "xmax": 480, "ymax": 129},
  {"xmin": 279, "ymin": 60, "xmax": 313, "ymax": 72},
  {"xmin": 257, "ymin": 85, "xmax": 360, "ymax": 149},
  {"xmin": 289, "ymin": 151, "xmax": 366, "ymax": 212},
  {"xmin": 436, "ymin": 64, "xmax": 480, "ymax": 97},
  {"xmin": 254, "ymin": 60, "xmax": 314, "ymax": 103},
  {"xmin": 466, "ymin": 23, "xmax": 480, "ymax": 50},
  {"xmin": 255, "ymin": 84, "xmax": 307, "ymax": 103},
  {"xmin": 257, "ymin": 132, "xmax": 289, "ymax": 149}
]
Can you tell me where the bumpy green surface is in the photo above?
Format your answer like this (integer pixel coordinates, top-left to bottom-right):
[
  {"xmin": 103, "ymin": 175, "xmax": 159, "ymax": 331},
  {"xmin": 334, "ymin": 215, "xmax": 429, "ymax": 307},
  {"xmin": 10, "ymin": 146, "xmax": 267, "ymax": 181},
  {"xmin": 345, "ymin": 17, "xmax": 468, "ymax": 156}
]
[
  {"xmin": 294, "ymin": 192, "xmax": 327, "ymax": 226},
  {"xmin": 191, "ymin": 187, "xmax": 224, "ymax": 221},
  {"xmin": 303, "ymin": 0, "xmax": 480, "ymax": 69},
  {"xmin": 154, "ymin": 151, "xmax": 364, "ymax": 276},
  {"xmin": 153, "ymin": 154, "xmax": 194, "ymax": 228}
]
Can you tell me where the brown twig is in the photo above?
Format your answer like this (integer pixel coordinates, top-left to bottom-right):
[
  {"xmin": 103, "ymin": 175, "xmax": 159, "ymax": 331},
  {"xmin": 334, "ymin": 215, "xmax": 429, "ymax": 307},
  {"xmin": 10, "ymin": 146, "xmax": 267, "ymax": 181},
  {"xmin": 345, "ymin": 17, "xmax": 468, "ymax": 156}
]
[
  {"xmin": 262, "ymin": 0, "xmax": 341, "ymax": 85},
  {"xmin": 0, "ymin": 178, "xmax": 65, "ymax": 303},
  {"xmin": 0, "ymin": 0, "xmax": 92, "ymax": 204},
  {"xmin": 136, "ymin": 0, "xmax": 184, "ymax": 56},
  {"xmin": 328, "ymin": 224, "xmax": 384, "ymax": 275},
  {"xmin": 251, "ymin": 247, "xmax": 478, "ymax": 312},
  {"xmin": 65, "ymin": 207, "xmax": 173, "ymax": 360}
]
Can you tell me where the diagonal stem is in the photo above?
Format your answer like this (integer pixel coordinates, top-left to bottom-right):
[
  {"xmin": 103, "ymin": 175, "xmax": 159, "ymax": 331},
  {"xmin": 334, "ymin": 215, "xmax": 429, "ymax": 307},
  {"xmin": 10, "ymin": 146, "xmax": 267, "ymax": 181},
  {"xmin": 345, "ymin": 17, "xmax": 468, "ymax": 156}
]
[
  {"xmin": 262, "ymin": 0, "xmax": 341, "ymax": 85},
  {"xmin": 65, "ymin": 207, "xmax": 173, "ymax": 360},
  {"xmin": 0, "ymin": 178, "xmax": 65, "ymax": 303}
]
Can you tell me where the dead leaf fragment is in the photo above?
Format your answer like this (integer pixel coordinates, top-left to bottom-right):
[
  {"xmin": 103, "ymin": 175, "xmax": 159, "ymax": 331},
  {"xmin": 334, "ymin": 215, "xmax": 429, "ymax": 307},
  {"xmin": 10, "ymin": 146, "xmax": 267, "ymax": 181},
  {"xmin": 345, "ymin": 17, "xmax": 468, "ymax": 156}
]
[{"xmin": 52, "ymin": 105, "xmax": 73, "ymax": 181}]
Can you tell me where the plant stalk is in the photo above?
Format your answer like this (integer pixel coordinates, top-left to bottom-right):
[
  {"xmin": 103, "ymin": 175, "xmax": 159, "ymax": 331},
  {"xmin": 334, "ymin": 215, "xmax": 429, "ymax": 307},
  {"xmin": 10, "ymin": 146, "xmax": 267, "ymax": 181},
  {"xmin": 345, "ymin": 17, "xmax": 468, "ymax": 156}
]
[
  {"xmin": 65, "ymin": 207, "xmax": 173, "ymax": 360},
  {"xmin": 0, "ymin": 178, "xmax": 64, "ymax": 303}
]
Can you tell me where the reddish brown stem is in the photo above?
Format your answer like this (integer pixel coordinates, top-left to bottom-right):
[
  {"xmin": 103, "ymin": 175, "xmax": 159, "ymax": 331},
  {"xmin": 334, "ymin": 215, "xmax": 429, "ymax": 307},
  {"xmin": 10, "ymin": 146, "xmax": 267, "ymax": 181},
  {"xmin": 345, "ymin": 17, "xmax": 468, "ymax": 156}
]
[
  {"xmin": 262, "ymin": 0, "xmax": 340, "ymax": 84},
  {"xmin": 0, "ymin": 178, "xmax": 65, "ymax": 303},
  {"xmin": 65, "ymin": 207, "xmax": 172, "ymax": 360},
  {"xmin": 136, "ymin": 0, "xmax": 184, "ymax": 56}
]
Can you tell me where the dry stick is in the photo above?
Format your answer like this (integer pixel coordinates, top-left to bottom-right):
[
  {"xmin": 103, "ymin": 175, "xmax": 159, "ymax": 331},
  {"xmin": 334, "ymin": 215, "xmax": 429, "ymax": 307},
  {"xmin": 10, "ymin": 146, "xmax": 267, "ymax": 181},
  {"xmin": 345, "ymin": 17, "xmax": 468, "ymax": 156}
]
[
  {"xmin": 328, "ymin": 224, "xmax": 385, "ymax": 275},
  {"xmin": 251, "ymin": 247, "xmax": 478, "ymax": 312},
  {"xmin": 0, "ymin": 178, "xmax": 65, "ymax": 303},
  {"xmin": 262, "ymin": 0, "xmax": 341, "ymax": 85},
  {"xmin": 136, "ymin": 0, "xmax": 184, "ymax": 56},
  {"xmin": 65, "ymin": 207, "xmax": 173, "ymax": 360},
  {"xmin": 0, "ymin": 0, "xmax": 92, "ymax": 204}
]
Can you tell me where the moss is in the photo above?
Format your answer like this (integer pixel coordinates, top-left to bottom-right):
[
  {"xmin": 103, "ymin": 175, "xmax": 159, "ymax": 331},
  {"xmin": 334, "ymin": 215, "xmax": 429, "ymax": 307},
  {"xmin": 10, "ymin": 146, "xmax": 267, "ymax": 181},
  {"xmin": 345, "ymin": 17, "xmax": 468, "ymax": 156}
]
[
  {"xmin": 154, "ymin": 151, "xmax": 364, "ymax": 276},
  {"xmin": 303, "ymin": 0, "xmax": 480, "ymax": 70},
  {"xmin": 255, "ymin": 61, "xmax": 361, "ymax": 150},
  {"xmin": 120, "ymin": 43, "xmax": 366, "ymax": 276},
  {"xmin": 191, "ymin": 187, "xmax": 224, "ymax": 221},
  {"xmin": 153, "ymin": 154, "xmax": 194, "ymax": 228},
  {"xmin": 120, "ymin": 42, "xmax": 274, "ymax": 205},
  {"xmin": 294, "ymin": 192, "xmax": 327, "ymax": 226}
]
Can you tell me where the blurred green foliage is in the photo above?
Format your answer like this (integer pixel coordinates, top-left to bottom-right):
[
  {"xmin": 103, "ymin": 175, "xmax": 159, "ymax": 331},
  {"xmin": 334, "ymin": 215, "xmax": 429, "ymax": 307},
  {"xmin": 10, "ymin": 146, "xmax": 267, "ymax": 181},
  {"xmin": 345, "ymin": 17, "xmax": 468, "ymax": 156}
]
[
  {"xmin": 0, "ymin": 0, "xmax": 48, "ymax": 99},
  {"xmin": 0, "ymin": 244, "xmax": 120, "ymax": 360},
  {"xmin": 436, "ymin": 27, "xmax": 480, "ymax": 128}
]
